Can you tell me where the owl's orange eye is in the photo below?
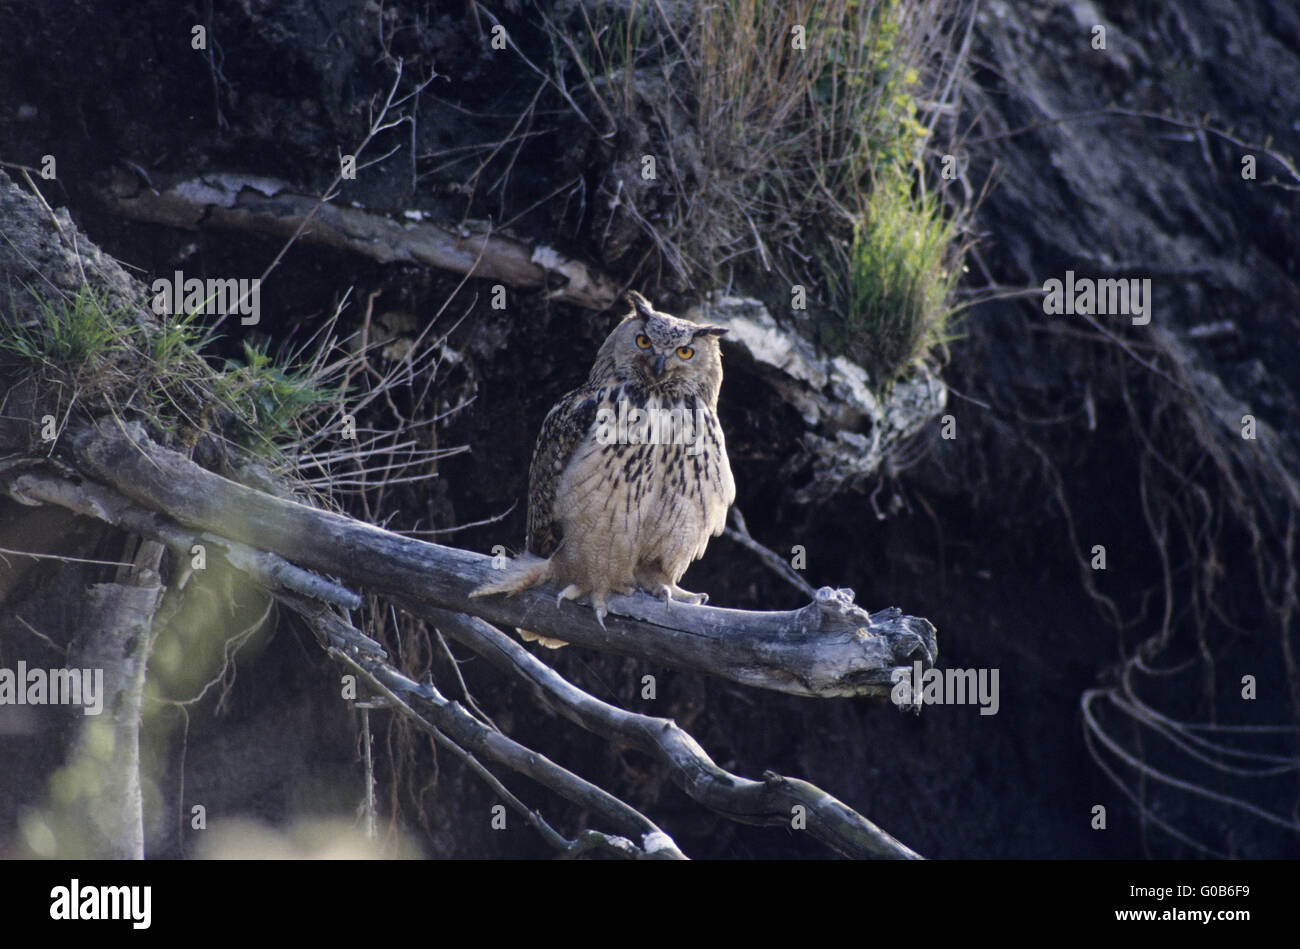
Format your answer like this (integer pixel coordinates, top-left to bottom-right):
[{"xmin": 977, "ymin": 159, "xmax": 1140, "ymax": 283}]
[
  {"xmin": 635, "ymin": 334, "xmax": 652, "ymax": 349},
  {"xmin": 676, "ymin": 346, "xmax": 695, "ymax": 360}
]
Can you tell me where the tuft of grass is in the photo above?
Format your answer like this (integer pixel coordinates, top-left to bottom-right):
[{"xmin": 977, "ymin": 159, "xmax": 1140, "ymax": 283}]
[
  {"xmin": 548, "ymin": 0, "xmax": 973, "ymax": 385},
  {"xmin": 1, "ymin": 283, "xmax": 342, "ymax": 462},
  {"xmin": 1, "ymin": 285, "xmax": 134, "ymax": 371},
  {"xmin": 553, "ymin": 0, "xmax": 648, "ymax": 112},
  {"xmin": 820, "ymin": 175, "xmax": 962, "ymax": 382},
  {"xmin": 213, "ymin": 340, "xmax": 340, "ymax": 451}
]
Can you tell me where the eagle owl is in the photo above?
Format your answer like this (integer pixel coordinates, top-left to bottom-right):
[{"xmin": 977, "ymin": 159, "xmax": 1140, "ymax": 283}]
[{"xmin": 472, "ymin": 291, "xmax": 736, "ymax": 646}]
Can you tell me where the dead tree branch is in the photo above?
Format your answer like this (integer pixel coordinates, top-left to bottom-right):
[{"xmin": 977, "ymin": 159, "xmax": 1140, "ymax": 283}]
[
  {"xmin": 61, "ymin": 417, "xmax": 936, "ymax": 699},
  {"xmin": 7, "ymin": 469, "xmax": 364, "ymax": 615},
  {"xmin": 409, "ymin": 604, "xmax": 922, "ymax": 859},
  {"xmin": 96, "ymin": 168, "xmax": 619, "ymax": 310},
  {"xmin": 61, "ymin": 539, "xmax": 163, "ymax": 858},
  {"xmin": 319, "ymin": 640, "xmax": 685, "ymax": 859},
  {"xmin": 4, "ymin": 460, "xmax": 924, "ymax": 858}
]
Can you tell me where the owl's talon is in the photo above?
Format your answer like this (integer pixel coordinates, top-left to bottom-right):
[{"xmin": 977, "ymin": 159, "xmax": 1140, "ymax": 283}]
[
  {"xmin": 590, "ymin": 592, "xmax": 610, "ymax": 630},
  {"xmin": 556, "ymin": 584, "xmax": 582, "ymax": 608},
  {"xmin": 663, "ymin": 584, "xmax": 708, "ymax": 606}
]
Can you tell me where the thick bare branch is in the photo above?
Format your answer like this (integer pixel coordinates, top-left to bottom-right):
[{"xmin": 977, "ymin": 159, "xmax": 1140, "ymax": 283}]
[
  {"xmin": 412, "ymin": 603, "xmax": 923, "ymax": 859},
  {"xmin": 6, "ymin": 462, "xmax": 909, "ymax": 858},
  {"xmin": 319, "ymin": 641, "xmax": 686, "ymax": 860},
  {"xmin": 64, "ymin": 417, "xmax": 937, "ymax": 698},
  {"xmin": 96, "ymin": 169, "xmax": 619, "ymax": 310},
  {"xmin": 7, "ymin": 470, "xmax": 364, "ymax": 614},
  {"xmin": 62, "ymin": 540, "xmax": 162, "ymax": 859}
]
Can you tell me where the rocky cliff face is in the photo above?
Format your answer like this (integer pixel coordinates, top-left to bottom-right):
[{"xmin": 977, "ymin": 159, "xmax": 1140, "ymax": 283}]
[
  {"xmin": 933, "ymin": 0, "xmax": 1300, "ymax": 856},
  {"xmin": 0, "ymin": 0, "xmax": 1295, "ymax": 858}
]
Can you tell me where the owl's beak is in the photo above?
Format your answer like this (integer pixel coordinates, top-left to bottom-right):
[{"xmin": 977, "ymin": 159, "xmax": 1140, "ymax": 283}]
[{"xmin": 652, "ymin": 353, "xmax": 666, "ymax": 377}]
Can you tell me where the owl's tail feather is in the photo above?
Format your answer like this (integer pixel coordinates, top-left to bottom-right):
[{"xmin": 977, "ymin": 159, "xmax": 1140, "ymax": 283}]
[
  {"xmin": 470, "ymin": 553, "xmax": 552, "ymax": 598},
  {"xmin": 469, "ymin": 555, "xmax": 569, "ymax": 649}
]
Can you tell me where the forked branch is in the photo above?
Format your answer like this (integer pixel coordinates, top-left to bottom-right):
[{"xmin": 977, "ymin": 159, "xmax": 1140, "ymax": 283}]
[{"xmin": 64, "ymin": 417, "xmax": 938, "ymax": 699}]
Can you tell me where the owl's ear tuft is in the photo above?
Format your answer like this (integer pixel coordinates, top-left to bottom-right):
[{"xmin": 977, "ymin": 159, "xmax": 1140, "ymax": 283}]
[
  {"xmin": 625, "ymin": 291, "xmax": 655, "ymax": 321},
  {"xmin": 692, "ymin": 325, "xmax": 728, "ymax": 339}
]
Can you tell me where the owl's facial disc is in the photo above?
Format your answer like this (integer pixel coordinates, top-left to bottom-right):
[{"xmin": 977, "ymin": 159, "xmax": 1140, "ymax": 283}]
[{"xmin": 629, "ymin": 311, "xmax": 714, "ymax": 382}]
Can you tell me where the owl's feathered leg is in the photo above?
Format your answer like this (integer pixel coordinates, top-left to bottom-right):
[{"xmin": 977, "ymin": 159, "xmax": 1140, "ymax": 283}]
[{"xmin": 474, "ymin": 561, "xmax": 621, "ymax": 636}]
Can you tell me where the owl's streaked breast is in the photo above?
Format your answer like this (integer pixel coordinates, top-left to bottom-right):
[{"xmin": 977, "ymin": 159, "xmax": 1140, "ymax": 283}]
[{"xmin": 553, "ymin": 384, "xmax": 733, "ymax": 581}]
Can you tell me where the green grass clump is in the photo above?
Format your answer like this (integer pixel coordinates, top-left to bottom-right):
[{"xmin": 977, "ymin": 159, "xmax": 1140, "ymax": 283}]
[
  {"xmin": 548, "ymin": 0, "xmax": 970, "ymax": 385},
  {"xmin": 821, "ymin": 176, "xmax": 960, "ymax": 382},
  {"xmin": 1, "ymin": 284, "xmax": 341, "ymax": 461},
  {"xmin": 214, "ymin": 340, "xmax": 339, "ymax": 451},
  {"xmin": 1, "ymin": 285, "xmax": 133, "ymax": 372}
]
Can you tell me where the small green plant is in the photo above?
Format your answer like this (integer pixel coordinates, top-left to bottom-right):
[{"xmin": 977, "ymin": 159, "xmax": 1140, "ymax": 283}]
[
  {"xmin": 547, "ymin": 0, "xmax": 971, "ymax": 385},
  {"xmin": 215, "ymin": 340, "xmax": 339, "ymax": 452},
  {"xmin": 1, "ymin": 285, "xmax": 135, "ymax": 371},
  {"xmin": 147, "ymin": 307, "xmax": 208, "ymax": 375},
  {"xmin": 1, "ymin": 282, "xmax": 341, "ymax": 461},
  {"xmin": 821, "ymin": 175, "xmax": 960, "ymax": 381}
]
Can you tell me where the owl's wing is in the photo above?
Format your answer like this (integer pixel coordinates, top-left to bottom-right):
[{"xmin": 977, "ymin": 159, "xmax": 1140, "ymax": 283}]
[{"xmin": 525, "ymin": 387, "xmax": 602, "ymax": 557}]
